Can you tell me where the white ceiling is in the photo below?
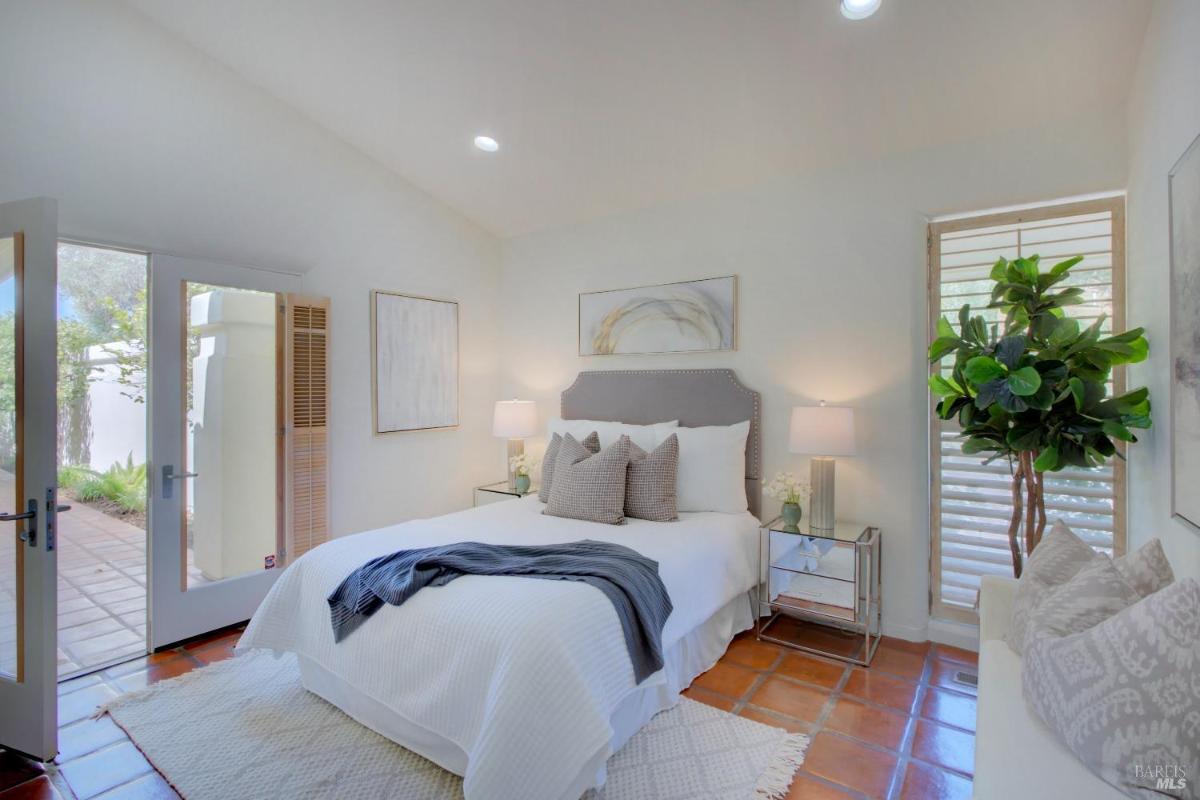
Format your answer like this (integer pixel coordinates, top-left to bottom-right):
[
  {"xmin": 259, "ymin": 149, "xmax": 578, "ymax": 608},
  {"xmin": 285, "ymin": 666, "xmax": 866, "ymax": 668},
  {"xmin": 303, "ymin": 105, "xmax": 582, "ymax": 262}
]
[{"xmin": 123, "ymin": 0, "xmax": 1150, "ymax": 238}]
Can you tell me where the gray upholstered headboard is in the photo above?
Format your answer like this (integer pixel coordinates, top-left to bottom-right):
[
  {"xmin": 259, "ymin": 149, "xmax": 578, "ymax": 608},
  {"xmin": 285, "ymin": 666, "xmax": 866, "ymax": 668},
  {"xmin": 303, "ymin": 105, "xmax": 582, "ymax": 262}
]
[{"xmin": 561, "ymin": 369, "xmax": 762, "ymax": 519}]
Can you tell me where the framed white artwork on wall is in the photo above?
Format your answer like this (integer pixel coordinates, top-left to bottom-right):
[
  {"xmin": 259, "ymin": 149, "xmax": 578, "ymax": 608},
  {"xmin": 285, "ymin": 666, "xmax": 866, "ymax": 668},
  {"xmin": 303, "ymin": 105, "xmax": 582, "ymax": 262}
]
[
  {"xmin": 1170, "ymin": 132, "xmax": 1200, "ymax": 531},
  {"xmin": 371, "ymin": 290, "xmax": 459, "ymax": 433}
]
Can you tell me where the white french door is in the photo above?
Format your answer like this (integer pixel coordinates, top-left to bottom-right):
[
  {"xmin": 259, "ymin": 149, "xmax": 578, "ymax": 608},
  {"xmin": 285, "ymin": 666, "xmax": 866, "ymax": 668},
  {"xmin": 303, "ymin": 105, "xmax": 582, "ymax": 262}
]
[
  {"xmin": 0, "ymin": 198, "xmax": 63, "ymax": 759},
  {"xmin": 148, "ymin": 255, "xmax": 298, "ymax": 648}
]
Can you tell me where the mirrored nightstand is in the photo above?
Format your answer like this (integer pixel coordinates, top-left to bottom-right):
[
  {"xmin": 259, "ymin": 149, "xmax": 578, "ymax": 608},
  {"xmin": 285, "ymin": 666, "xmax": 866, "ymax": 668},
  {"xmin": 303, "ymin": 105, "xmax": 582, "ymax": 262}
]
[
  {"xmin": 757, "ymin": 517, "xmax": 881, "ymax": 666},
  {"xmin": 473, "ymin": 481, "xmax": 538, "ymax": 507}
]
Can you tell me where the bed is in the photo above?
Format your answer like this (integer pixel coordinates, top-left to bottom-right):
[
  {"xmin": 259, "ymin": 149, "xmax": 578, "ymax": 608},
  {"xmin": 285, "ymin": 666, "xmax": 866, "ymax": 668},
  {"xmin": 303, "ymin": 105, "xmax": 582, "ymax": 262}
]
[{"xmin": 238, "ymin": 369, "xmax": 763, "ymax": 800}]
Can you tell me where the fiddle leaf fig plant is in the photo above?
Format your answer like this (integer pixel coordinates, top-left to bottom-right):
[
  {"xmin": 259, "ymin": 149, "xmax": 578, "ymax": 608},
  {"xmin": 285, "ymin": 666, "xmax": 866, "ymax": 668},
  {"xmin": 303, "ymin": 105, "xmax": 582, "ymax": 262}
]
[{"xmin": 928, "ymin": 254, "xmax": 1151, "ymax": 577}]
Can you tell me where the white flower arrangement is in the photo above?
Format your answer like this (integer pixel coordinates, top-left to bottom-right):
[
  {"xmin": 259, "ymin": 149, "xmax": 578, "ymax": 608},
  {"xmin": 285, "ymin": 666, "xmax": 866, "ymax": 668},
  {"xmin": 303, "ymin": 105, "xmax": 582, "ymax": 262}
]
[
  {"xmin": 508, "ymin": 453, "xmax": 537, "ymax": 477},
  {"xmin": 762, "ymin": 471, "xmax": 810, "ymax": 505}
]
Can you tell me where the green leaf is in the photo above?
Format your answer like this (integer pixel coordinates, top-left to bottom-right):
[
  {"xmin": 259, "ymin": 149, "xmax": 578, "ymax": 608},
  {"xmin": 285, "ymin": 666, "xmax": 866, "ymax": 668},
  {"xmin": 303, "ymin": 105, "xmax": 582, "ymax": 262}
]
[
  {"xmin": 936, "ymin": 316, "xmax": 955, "ymax": 339},
  {"xmin": 961, "ymin": 438, "xmax": 999, "ymax": 455},
  {"xmin": 1068, "ymin": 377, "xmax": 1085, "ymax": 411},
  {"xmin": 1102, "ymin": 420, "xmax": 1135, "ymax": 441},
  {"xmin": 929, "ymin": 337, "xmax": 961, "ymax": 361},
  {"xmin": 964, "ymin": 356, "xmax": 1005, "ymax": 384},
  {"xmin": 1048, "ymin": 286, "xmax": 1085, "ymax": 306},
  {"xmin": 1007, "ymin": 425, "xmax": 1042, "ymax": 450},
  {"xmin": 989, "ymin": 259, "xmax": 1009, "ymax": 282},
  {"xmin": 973, "ymin": 378, "xmax": 1006, "ymax": 410},
  {"xmin": 1114, "ymin": 387, "xmax": 1149, "ymax": 413},
  {"xmin": 928, "ymin": 374, "xmax": 961, "ymax": 397},
  {"xmin": 995, "ymin": 335, "xmax": 1025, "ymax": 369},
  {"xmin": 1048, "ymin": 317, "xmax": 1080, "ymax": 347},
  {"xmin": 1049, "ymin": 255, "xmax": 1083, "ymax": 278},
  {"xmin": 996, "ymin": 383, "xmax": 1030, "ymax": 413},
  {"xmin": 1007, "ymin": 366, "xmax": 1042, "ymax": 396},
  {"xmin": 1018, "ymin": 257, "xmax": 1040, "ymax": 284},
  {"xmin": 1033, "ymin": 446, "xmax": 1059, "ymax": 472}
]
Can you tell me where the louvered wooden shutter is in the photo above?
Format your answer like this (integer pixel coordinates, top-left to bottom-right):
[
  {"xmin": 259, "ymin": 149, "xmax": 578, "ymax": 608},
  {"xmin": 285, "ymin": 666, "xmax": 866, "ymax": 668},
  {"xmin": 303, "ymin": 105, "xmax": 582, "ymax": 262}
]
[
  {"xmin": 928, "ymin": 197, "xmax": 1126, "ymax": 623},
  {"xmin": 283, "ymin": 294, "xmax": 330, "ymax": 564}
]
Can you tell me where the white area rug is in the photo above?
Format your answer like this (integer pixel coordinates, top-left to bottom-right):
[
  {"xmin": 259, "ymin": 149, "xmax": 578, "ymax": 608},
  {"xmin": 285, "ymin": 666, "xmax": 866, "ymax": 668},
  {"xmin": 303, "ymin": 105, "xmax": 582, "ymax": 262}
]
[{"xmin": 102, "ymin": 651, "xmax": 807, "ymax": 800}]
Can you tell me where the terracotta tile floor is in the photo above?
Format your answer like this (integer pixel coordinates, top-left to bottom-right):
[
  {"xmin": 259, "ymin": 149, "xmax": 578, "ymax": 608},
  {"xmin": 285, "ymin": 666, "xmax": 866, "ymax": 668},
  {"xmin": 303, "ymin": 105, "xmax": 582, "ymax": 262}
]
[
  {"xmin": 0, "ymin": 623, "xmax": 978, "ymax": 800},
  {"xmin": 683, "ymin": 625, "xmax": 979, "ymax": 800}
]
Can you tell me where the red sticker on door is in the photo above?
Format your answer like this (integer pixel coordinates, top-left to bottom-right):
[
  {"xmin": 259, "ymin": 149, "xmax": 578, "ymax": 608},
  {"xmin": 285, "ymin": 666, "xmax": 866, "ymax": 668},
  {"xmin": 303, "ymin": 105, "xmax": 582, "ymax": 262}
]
[{"xmin": 264, "ymin": 555, "xmax": 276, "ymax": 569}]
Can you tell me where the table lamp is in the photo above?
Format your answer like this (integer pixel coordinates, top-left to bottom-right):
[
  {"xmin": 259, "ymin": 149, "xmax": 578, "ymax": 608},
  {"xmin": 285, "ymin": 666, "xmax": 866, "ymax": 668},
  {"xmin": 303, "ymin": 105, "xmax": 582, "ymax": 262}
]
[
  {"xmin": 493, "ymin": 399, "xmax": 538, "ymax": 489},
  {"xmin": 789, "ymin": 402, "xmax": 856, "ymax": 531}
]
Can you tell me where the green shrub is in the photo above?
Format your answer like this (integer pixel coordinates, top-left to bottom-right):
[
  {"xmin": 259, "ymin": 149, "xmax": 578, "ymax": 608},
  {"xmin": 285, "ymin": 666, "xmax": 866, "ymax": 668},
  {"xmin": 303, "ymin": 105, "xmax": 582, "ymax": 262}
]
[
  {"xmin": 57, "ymin": 464, "xmax": 99, "ymax": 491},
  {"xmin": 60, "ymin": 454, "xmax": 147, "ymax": 514}
]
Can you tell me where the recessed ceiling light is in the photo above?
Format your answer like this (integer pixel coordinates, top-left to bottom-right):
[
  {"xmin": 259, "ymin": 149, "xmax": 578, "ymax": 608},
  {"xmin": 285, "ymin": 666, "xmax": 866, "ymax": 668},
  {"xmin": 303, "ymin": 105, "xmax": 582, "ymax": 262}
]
[
  {"xmin": 473, "ymin": 135, "xmax": 499, "ymax": 152},
  {"xmin": 840, "ymin": 0, "xmax": 881, "ymax": 20}
]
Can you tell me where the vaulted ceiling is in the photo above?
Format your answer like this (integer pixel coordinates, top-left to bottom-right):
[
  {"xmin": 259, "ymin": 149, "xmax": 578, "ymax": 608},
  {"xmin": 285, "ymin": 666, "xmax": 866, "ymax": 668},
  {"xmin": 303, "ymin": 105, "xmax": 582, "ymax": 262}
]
[{"xmin": 124, "ymin": 0, "xmax": 1151, "ymax": 237}]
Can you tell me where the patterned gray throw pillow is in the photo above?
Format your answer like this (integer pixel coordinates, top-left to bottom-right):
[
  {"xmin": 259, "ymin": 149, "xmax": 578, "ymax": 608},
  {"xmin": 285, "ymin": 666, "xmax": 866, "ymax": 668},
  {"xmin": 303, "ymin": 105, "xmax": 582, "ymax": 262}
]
[
  {"xmin": 1023, "ymin": 578, "xmax": 1200, "ymax": 799},
  {"xmin": 545, "ymin": 434, "xmax": 631, "ymax": 525},
  {"xmin": 1020, "ymin": 556, "xmax": 1140, "ymax": 653},
  {"xmin": 1006, "ymin": 520, "xmax": 1098, "ymax": 655},
  {"xmin": 625, "ymin": 434, "xmax": 679, "ymax": 522},
  {"xmin": 1114, "ymin": 538, "xmax": 1176, "ymax": 599},
  {"xmin": 538, "ymin": 431, "xmax": 599, "ymax": 503}
]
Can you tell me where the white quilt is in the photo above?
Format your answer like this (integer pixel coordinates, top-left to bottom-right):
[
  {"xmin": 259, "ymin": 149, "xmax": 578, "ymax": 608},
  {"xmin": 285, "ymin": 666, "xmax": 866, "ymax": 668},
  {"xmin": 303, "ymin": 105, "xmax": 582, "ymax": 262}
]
[{"xmin": 238, "ymin": 496, "xmax": 759, "ymax": 800}]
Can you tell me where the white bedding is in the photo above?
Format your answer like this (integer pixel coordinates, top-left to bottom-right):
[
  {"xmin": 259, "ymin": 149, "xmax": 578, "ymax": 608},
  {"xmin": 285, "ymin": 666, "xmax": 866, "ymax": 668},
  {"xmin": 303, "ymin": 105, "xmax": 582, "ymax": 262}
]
[{"xmin": 238, "ymin": 496, "xmax": 760, "ymax": 800}]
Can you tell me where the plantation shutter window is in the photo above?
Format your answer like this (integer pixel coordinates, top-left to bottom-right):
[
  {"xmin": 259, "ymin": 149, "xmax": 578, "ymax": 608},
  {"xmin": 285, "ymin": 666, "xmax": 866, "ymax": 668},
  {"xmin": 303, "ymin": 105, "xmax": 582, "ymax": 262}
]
[
  {"xmin": 283, "ymin": 294, "xmax": 330, "ymax": 565},
  {"xmin": 928, "ymin": 197, "xmax": 1126, "ymax": 623}
]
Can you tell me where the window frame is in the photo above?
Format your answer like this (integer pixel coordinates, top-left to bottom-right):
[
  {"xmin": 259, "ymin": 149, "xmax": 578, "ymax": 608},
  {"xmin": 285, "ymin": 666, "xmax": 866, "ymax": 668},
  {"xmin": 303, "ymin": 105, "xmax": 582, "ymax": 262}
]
[{"xmin": 927, "ymin": 196, "xmax": 1127, "ymax": 624}]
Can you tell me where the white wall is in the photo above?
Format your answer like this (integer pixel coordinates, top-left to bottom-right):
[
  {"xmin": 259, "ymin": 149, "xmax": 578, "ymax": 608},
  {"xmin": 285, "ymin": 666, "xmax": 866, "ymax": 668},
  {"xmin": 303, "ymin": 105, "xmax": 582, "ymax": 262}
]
[
  {"xmin": 0, "ymin": 0, "xmax": 503, "ymax": 534},
  {"xmin": 498, "ymin": 117, "xmax": 1129, "ymax": 642},
  {"xmin": 1125, "ymin": 0, "xmax": 1200, "ymax": 582}
]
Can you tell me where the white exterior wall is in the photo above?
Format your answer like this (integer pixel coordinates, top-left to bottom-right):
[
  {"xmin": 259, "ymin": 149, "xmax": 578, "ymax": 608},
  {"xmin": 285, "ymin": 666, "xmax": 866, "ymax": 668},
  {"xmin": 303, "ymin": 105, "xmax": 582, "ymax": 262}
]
[{"xmin": 80, "ymin": 345, "xmax": 146, "ymax": 472}]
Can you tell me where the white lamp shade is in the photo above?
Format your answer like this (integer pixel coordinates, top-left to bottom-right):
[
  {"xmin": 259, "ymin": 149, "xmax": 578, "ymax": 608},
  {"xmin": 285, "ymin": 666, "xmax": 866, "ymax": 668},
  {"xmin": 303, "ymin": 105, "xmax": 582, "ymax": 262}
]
[
  {"xmin": 492, "ymin": 400, "xmax": 538, "ymax": 438},
  {"xmin": 789, "ymin": 405, "xmax": 856, "ymax": 456}
]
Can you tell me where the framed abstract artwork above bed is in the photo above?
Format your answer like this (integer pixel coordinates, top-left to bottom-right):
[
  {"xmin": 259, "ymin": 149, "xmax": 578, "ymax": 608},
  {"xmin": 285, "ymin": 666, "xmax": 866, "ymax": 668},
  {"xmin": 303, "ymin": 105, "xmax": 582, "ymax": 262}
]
[
  {"xmin": 371, "ymin": 290, "xmax": 459, "ymax": 433},
  {"xmin": 578, "ymin": 275, "xmax": 737, "ymax": 356},
  {"xmin": 1170, "ymin": 132, "xmax": 1200, "ymax": 531}
]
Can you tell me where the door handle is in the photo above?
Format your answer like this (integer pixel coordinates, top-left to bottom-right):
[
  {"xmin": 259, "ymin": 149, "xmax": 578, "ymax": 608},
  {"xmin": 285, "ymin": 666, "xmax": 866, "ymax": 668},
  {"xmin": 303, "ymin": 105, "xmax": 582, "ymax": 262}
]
[
  {"xmin": 4, "ymin": 498, "xmax": 38, "ymax": 547},
  {"xmin": 162, "ymin": 465, "xmax": 199, "ymax": 499}
]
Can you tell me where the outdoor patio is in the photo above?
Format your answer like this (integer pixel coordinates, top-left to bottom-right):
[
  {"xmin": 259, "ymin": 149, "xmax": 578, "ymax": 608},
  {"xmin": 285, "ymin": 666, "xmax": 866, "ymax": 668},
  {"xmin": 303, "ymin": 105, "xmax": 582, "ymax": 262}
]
[
  {"xmin": 56, "ymin": 500, "xmax": 148, "ymax": 676},
  {"xmin": 58, "ymin": 500, "xmax": 212, "ymax": 677}
]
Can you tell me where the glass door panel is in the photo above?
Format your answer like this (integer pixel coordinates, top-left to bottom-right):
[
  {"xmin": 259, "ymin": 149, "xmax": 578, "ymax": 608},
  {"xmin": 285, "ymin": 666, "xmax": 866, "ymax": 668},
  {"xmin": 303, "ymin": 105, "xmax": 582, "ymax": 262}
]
[{"xmin": 0, "ymin": 235, "xmax": 19, "ymax": 680}]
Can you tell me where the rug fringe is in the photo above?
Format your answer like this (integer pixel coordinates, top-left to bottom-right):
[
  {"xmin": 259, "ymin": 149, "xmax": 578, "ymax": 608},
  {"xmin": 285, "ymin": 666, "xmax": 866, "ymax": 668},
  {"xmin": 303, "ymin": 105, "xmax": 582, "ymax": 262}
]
[
  {"xmin": 96, "ymin": 651, "xmax": 267, "ymax": 719},
  {"xmin": 753, "ymin": 732, "xmax": 810, "ymax": 799}
]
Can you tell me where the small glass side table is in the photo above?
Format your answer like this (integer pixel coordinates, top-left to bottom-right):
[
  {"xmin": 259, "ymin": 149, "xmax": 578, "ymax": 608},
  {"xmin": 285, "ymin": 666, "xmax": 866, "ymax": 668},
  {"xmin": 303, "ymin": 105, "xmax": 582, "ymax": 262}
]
[
  {"xmin": 473, "ymin": 481, "xmax": 538, "ymax": 507},
  {"xmin": 757, "ymin": 517, "xmax": 881, "ymax": 666}
]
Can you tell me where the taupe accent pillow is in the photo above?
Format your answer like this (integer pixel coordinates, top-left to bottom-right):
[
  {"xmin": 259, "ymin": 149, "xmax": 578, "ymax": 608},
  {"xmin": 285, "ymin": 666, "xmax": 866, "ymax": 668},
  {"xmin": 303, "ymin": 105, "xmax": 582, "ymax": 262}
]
[
  {"xmin": 625, "ymin": 434, "xmax": 679, "ymax": 522},
  {"xmin": 1020, "ymin": 556, "xmax": 1139, "ymax": 653},
  {"xmin": 545, "ymin": 434, "xmax": 631, "ymax": 525},
  {"xmin": 1023, "ymin": 578, "xmax": 1200, "ymax": 799},
  {"xmin": 538, "ymin": 431, "xmax": 599, "ymax": 503},
  {"xmin": 1114, "ymin": 538, "xmax": 1176, "ymax": 599},
  {"xmin": 1006, "ymin": 520, "xmax": 1098, "ymax": 655}
]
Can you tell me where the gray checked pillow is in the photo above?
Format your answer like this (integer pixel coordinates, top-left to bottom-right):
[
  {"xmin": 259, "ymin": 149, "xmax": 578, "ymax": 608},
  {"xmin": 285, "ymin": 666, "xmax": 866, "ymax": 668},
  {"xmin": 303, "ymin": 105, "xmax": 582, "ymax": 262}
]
[
  {"xmin": 625, "ymin": 434, "xmax": 679, "ymax": 522},
  {"xmin": 538, "ymin": 431, "xmax": 599, "ymax": 503},
  {"xmin": 1007, "ymin": 520, "xmax": 1098, "ymax": 655},
  {"xmin": 1019, "ymin": 555, "xmax": 1140, "ymax": 654},
  {"xmin": 545, "ymin": 434, "xmax": 631, "ymax": 525},
  {"xmin": 1023, "ymin": 578, "xmax": 1200, "ymax": 799},
  {"xmin": 1115, "ymin": 538, "xmax": 1175, "ymax": 599}
]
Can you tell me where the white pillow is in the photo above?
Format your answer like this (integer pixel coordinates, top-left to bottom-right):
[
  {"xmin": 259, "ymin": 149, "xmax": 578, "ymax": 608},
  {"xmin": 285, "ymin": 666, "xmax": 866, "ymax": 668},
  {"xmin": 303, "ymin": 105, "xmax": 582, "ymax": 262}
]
[
  {"xmin": 547, "ymin": 417, "xmax": 677, "ymax": 451},
  {"xmin": 674, "ymin": 421, "xmax": 750, "ymax": 513}
]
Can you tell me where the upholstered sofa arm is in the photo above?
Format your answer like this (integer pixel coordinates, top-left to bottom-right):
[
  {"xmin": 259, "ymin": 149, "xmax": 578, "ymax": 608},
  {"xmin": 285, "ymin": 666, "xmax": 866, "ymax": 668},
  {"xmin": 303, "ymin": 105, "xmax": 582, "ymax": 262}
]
[{"xmin": 979, "ymin": 575, "xmax": 1018, "ymax": 643}]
